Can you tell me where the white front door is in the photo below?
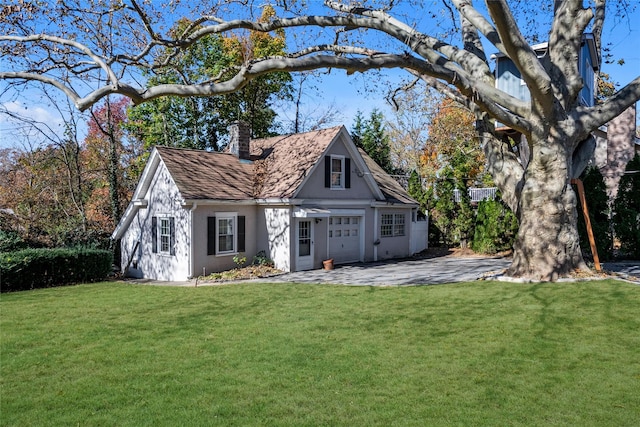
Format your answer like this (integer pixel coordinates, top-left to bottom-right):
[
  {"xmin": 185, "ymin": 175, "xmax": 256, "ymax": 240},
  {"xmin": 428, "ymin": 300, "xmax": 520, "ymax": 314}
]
[{"xmin": 296, "ymin": 220, "xmax": 314, "ymax": 271}]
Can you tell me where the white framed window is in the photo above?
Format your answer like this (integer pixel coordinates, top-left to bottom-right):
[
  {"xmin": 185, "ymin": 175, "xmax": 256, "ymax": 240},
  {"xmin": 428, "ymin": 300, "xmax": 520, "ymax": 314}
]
[
  {"xmin": 208, "ymin": 214, "xmax": 245, "ymax": 256},
  {"xmin": 393, "ymin": 214, "xmax": 405, "ymax": 236},
  {"xmin": 331, "ymin": 155, "xmax": 345, "ymax": 189},
  {"xmin": 152, "ymin": 216, "xmax": 175, "ymax": 256},
  {"xmin": 216, "ymin": 213, "xmax": 237, "ymax": 255},
  {"xmin": 160, "ymin": 217, "xmax": 171, "ymax": 253},
  {"xmin": 381, "ymin": 214, "xmax": 393, "ymax": 237},
  {"xmin": 381, "ymin": 213, "xmax": 405, "ymax": 237}
]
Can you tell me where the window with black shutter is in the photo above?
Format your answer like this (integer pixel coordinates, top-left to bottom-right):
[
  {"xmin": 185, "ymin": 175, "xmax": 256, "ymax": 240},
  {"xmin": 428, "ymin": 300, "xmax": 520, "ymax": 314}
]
[
  {"xmin": 238, "ymin": 216, "xmax": 246, "ymax": 252},
  {"xmin": 325, "ymin": 155, "xmax": 349, "ymax": 189},
  {"xmin": 207, "ymin": 216, "xmax": 216, "ymax": 255},
  {"xmin": 152, "ymin": 216, "xmax": 158, "ymax": 253}
]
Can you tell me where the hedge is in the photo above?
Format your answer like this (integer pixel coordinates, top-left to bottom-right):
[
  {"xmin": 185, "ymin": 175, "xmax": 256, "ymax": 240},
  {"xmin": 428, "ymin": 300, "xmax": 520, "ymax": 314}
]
[{"xmin": 0, "ymin": 248, "xmax": 113, "ymax": 292}]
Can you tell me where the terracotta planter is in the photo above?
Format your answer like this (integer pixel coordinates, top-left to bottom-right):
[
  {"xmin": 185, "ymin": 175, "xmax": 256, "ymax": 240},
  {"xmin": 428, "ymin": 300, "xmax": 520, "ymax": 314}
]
[{"xmin": 323, "ymin": 259, "xmax": 334, "ymax": 270}]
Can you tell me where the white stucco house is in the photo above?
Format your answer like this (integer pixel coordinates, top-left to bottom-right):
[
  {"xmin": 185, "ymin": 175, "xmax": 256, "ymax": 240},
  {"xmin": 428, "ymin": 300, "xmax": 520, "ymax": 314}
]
[{"xmin": 112, "ymin": 123, "xmax": 426, "ymax": 281}]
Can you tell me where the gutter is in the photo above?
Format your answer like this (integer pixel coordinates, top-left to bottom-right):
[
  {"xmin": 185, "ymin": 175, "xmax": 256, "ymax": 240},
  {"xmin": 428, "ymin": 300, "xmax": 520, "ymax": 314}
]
[
  {"xmin": 373, "ymin": 206, "xmax": 379, "ymax": 262},
  {"xmin": 188, "ymin": 202, "xmax": 198, "ymax": 279},
  {"xmin": 182, "ymin": 199, "xmax": 257, "ymax": 206}
]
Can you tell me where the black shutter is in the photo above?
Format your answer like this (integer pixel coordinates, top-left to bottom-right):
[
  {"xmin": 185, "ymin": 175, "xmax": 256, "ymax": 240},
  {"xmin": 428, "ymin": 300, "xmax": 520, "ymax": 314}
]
[
  {"xmin": 345, "ymin": 158, "xmax": 351, "ymax": 188},
  {"xmin": 152, "ymin": 216, "xmax": 158, "ymax": 253},
  {"xmin": 324, "ymin": 156, "xmax": 331, "ymax": 188},
  {"xmin": 238, "ymin": 216, "xmax": 246, "ymax": 252},
  {"xmin": 169, "ymin": 217, "xmax": 175, "ymax": 255},
  {"xmin": 207, "ymin": 216, "xmax": 216, "ymax": 255}
]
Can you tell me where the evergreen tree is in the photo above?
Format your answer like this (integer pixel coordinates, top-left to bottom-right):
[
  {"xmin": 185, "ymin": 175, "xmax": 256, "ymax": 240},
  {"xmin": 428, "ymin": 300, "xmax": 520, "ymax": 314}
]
[
  {"xmin": 452, "ymin": 182, "xmax": 475, "ymax": 248},
  {"xmin": 351, "ymin": 110, "xmax": 365, "ymax": 148},
  {"xmin": 351, "ymin": 109, "xmax": 394, "ymax": 174},
  {"xmin": 612, "ymin": 153, "xmax": 640, "ymax": 258},
  {"xmin": 472, "ymin": 198, "xmax": 519, "ymax": 254},
  {"xmin": 407, "ymin": 169, "xmax": 426, "ymax": 210},
  {"xmin": 431, "ymin": 170, "xmax": 456, "ymax": 246}
]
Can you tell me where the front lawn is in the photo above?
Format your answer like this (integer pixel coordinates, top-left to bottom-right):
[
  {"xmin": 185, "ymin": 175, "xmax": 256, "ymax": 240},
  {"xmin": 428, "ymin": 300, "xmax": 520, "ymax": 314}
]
[{"xmin": 1, "ymin": 280, "xmax": 639, "ymax": 426}]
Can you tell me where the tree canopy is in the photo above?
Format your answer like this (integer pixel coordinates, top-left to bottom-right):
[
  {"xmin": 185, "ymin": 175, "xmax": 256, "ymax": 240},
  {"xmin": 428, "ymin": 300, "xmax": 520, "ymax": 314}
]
[
  {"xmin": 1, "ymin": 0, "xmax": 639, "ymax": 280},
  {"xmin": 125, "ymin": 7, "xmax": 292, "ymax": 151}
]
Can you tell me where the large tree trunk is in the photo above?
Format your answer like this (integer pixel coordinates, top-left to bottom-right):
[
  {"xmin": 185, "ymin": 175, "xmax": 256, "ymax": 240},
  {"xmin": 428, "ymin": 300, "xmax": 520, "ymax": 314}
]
[{"xmin": 507, "ymin": 135, "xmax": 588, "ymax": 280}]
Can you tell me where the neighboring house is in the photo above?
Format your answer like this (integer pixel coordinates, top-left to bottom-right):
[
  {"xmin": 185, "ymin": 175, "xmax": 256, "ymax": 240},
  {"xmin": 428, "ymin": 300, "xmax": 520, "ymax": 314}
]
[
  {"xmin": 592, "ymin": 104, "xmax": 638, "ymax": 200},
  {"xmin": 494, "ymin": 34, "xmax": 598, "ymax": 110},
  {"xmin": 493, "ymin": 34, "xmax": 637, "ymax": 200},
  {"xmin": 112, "ymin": 124, "xmax": 424, "ymax": 281}
]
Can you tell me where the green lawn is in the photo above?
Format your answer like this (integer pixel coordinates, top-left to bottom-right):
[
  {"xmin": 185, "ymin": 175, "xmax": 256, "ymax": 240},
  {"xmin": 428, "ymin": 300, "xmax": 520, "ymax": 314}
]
[{"xmin": 1, "ymin": 280, "xmax": 639, "ymax": 426}]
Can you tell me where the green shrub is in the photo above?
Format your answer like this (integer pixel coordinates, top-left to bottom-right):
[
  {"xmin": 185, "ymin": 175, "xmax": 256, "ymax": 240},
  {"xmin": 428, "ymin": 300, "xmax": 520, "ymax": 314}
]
[
  {"xmin": 612, "ymin": 153, "xmax": 640, "ymax": 258},
  {"xmin": 0, "ymin": 248, "xmax": 113, "ymax": 292},
  {"xmin": 252, "ymin": 250, "xmax": 274, "ymax": 267},
  {"xmin": 471, "ymin": 198, "xmax": 518, "ymax": 254},
  {"xmin": 0, "ymin": 230, "xmax": 28, "ymax": 253}
]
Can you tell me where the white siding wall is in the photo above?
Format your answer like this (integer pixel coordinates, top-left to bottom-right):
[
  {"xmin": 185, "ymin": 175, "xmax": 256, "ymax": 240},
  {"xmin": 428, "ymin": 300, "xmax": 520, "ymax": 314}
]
[
  {"xmin": 258, "ymin": 207, "xmax": 291, "ymax": 272},
  {"xmin": 120, "ymin": 161, "xmax": 190, "ymax": 281},
  {"xmin": 410, "ymin": 211, "xmax": 429, "ymax": 254}
]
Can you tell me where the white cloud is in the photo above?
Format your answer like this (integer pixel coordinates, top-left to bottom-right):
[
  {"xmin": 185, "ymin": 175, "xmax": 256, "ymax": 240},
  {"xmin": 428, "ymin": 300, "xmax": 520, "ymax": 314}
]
[
  {"xmin": 1, "ymin": 100, "xmax": 64, "ymax": 126},
  {"xmin": 0, "ymin": 100, "xmax": 68, "ymax": 149}
]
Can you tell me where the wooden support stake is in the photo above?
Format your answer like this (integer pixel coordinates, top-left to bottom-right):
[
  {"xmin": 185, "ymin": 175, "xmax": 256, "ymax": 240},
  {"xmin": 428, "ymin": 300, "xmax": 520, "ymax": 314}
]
[{"xmin": 571, "ymin": 179, "xmax": 601, "ymax": 271}]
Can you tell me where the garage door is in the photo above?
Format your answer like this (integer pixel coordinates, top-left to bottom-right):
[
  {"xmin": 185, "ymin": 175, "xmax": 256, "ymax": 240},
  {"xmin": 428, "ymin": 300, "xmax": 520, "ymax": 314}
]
[{"xmin": 328, "ymin": 216, "xmax": 361, "ymax": 264}]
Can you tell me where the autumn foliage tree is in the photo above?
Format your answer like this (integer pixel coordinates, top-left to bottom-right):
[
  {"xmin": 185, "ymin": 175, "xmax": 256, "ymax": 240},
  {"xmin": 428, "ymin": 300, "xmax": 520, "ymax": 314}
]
[
  {"xmin": 85, "ymin": 97, "xmax": 135, "ymax": 231},
  {"xmin": 126, "ymin": 6, "xmax": 292, "ymax": 151},
  {"xmin": 420, "ymin": 98, "xmax": 488, "ymax": 188},
  {"xmin": 0, "ymin": 97, "xmax": 135, "ymax": 249},
  {"xmin": 418, "ymin": 99, "xmax": 490, "ymax": 248}
]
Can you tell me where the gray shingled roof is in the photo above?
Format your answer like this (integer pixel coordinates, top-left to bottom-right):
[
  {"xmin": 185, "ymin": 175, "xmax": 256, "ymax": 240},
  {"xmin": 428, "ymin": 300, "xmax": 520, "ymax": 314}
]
[
  {"xmin": 156, "ymin": 146, "xmax": 254, "ymax": 200},
  {"xmin": 358, "ymin": 148, "xmax": 417, "ymax": 205},
  {"xmin": 251, "ymin": 126, "xmax": 341, "ymax": 198},
  {"xmin": 154, "ymin": 126, "xmax": 415, "ymax": 204}
]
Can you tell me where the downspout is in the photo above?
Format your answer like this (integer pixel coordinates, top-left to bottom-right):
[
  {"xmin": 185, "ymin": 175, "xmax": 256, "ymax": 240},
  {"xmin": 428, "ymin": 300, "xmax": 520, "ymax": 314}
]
[
  {"xmin": 373, "ymin": 206, "xmax": 378, "ymax": 262},
  {"xmin": 407, "ymin": 208, "xmax": 418, "ymax": 256},
  {"xmin": 188, "ymin": 202, "xmax": 198, "ymax": 279}
]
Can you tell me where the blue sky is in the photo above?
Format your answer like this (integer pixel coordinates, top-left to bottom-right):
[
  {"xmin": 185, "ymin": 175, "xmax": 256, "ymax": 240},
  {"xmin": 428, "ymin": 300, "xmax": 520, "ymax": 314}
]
[
  {"xmin": 304, "ymin": 4, "xmax": 640, "ymax": 129},
  {"xmin": 1, "ymin": 2, "xmax": 638, "ymax": 149}
]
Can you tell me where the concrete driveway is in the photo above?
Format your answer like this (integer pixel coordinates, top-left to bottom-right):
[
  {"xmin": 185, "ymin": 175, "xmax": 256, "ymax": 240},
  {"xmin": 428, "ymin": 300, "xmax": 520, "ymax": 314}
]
[
  {"xmin": 226, "ymin": 257, "xmax": 639, "ymax": 286},
  {"xmin": 251, "ymin": 255, "xmax": 512, "ymax": 286},
  {"xmin": 131, "ymin": 255, "xmax": 639, "ymax": 287}
]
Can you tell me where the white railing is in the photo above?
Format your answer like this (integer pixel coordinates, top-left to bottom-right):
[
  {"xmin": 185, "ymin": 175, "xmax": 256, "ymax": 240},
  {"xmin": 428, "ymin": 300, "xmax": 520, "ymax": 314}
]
[
  {"xmin": 390, "ymin": 175, "xmax": 498, "ymax": 203},
  {"xmin": 453, "ymin": 187, "xmax": 498, "ymax": 203}
]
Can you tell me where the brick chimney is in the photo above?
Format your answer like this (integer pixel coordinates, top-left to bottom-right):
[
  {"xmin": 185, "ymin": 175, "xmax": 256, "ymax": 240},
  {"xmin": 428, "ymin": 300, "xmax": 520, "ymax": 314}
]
[{"xmin": 228, "ymin": 121, "xmax": 251, "ymax": 160}]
